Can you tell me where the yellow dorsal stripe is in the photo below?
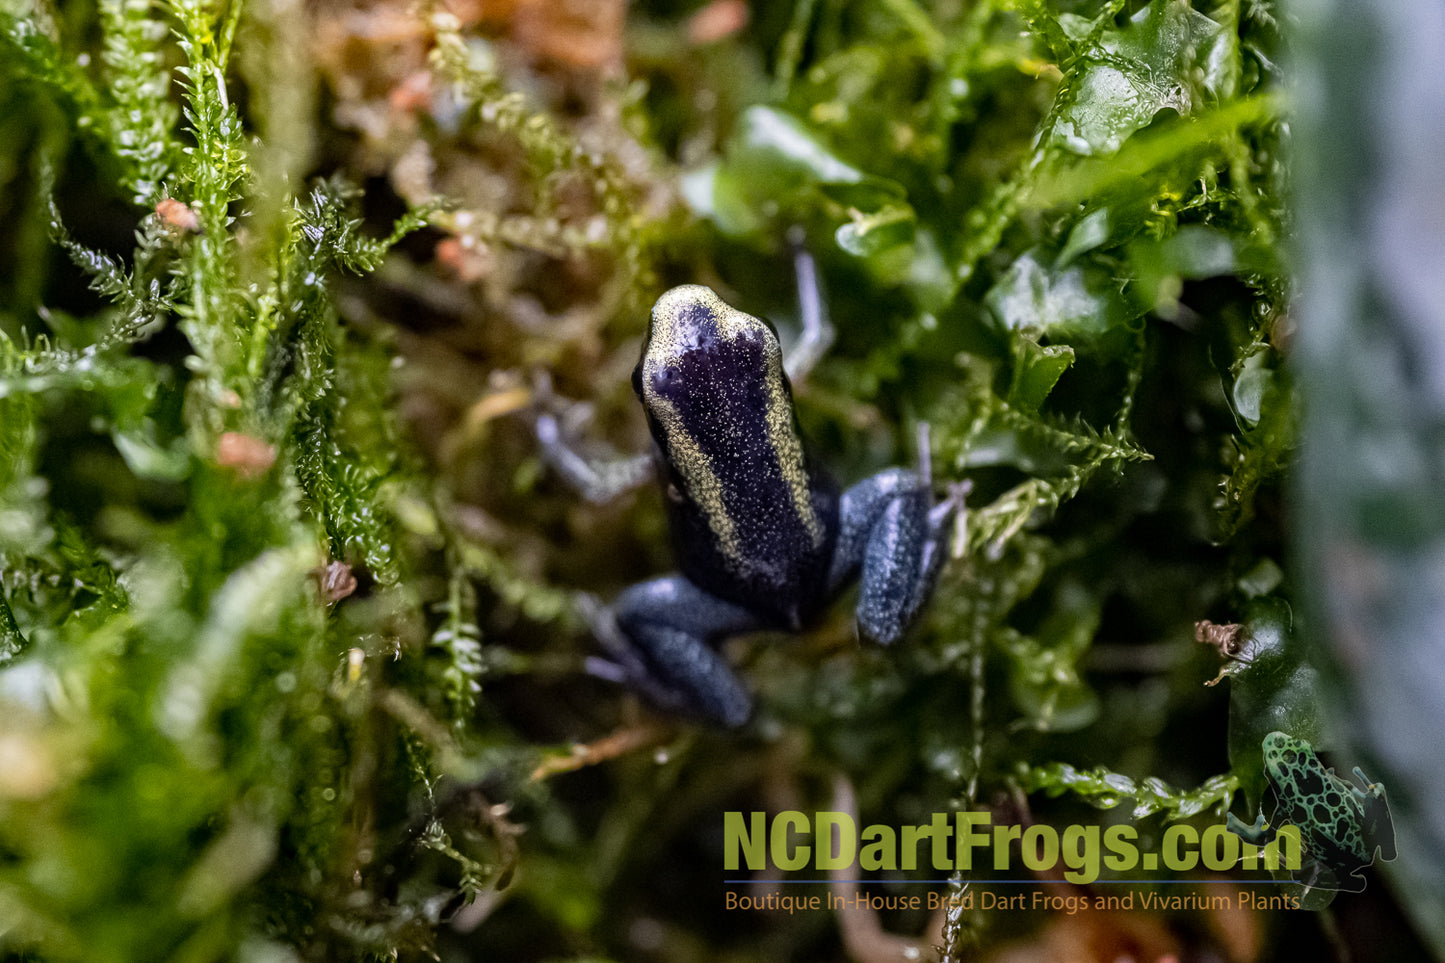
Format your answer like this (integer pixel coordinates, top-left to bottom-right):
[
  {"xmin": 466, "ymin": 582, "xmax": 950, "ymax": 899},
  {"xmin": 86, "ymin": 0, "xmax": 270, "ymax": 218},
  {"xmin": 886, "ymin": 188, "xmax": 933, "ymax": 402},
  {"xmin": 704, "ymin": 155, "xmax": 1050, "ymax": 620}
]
[{"xmin": 644, "ymin": 285, "xmax": 825, "ymax": 560}]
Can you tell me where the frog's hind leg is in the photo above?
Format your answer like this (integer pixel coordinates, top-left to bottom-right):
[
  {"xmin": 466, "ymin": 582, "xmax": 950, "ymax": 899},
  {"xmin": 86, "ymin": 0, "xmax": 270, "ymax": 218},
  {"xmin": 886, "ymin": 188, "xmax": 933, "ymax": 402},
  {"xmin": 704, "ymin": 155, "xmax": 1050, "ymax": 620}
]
[
  {"xmin": 1352, "ymin": 767, "xmax": 1397, "ymax": 860},
  {"xmin": 586, "ymin": 576, "xmax": 765, "ymax": 728}
]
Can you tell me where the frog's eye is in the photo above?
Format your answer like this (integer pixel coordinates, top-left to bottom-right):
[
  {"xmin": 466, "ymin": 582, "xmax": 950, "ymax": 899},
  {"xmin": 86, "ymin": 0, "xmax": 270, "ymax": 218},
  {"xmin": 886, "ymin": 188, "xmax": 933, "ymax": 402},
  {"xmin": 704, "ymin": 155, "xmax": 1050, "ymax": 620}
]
[{"xmin": 651, "ymin": 366, "xmax": 681, "ymax": 392}]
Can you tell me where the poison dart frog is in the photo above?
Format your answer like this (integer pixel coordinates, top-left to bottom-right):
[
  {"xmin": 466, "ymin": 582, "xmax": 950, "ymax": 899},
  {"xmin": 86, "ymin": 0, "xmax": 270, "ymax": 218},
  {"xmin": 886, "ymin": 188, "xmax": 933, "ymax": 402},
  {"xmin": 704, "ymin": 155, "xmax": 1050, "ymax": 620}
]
[
  {"xmin": 1227, "ymin": 731, "xmax": 1395, "ymax": 893},
  {"xmin": 538, "ymin": 267, "xmax": 962, "ymax": 728}
]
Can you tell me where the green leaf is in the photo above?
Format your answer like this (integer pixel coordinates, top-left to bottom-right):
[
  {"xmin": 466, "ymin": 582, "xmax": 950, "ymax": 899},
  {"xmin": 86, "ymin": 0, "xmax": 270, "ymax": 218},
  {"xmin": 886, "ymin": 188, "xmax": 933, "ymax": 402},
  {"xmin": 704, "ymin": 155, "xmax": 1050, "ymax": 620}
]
[
  {"xmin": 1057, "ymin": 208, "xmax": 1111, "ymax": 267},
  {"xmin": 692, "ymin": 106, "xmax": 869, "ymax": 240},
  {"xmin": 1129, "ymin": 225, "xmax": 1276, "ymax": 316},
  {"xmin": 688, "ymin": 105, "xmax": 917, "ymax": 266},
  {"xmin": 1232, "ymin": 351, "xmax": 1274, "ymax": 426},
  {"xmin": 1000, "ymin": 581, "xmax": 1101, "ymax": 732},
  {"xmin": 985, "ymin": 248, "xmax": 1141, "ymax": 351},
  {"xmin": 834, "ymin": 202, "xmax": 915, "ymax": 258},
  {"xmin": 1205, "ymin": 597, "xmax": 1324, "ymax": 806},
  {"xmin": 1053, "ymin": 0, "xmax": 1232, "ymax": 156},
  {"xmin": 111, "ymin": 427, "xmax": 191, "ymax": 482},
  {"xmin": 1008, "ymin": 339, "xmax": 1075, "ymax": 412}
]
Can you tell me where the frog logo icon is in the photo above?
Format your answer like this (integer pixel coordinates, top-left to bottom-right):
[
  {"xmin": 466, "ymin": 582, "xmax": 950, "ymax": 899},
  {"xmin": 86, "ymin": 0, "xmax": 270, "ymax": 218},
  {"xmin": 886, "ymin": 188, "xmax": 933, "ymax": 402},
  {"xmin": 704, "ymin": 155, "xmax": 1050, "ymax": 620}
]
[{"xmin": 1227, "ymin": 732, "xmax": 1395, "ymax": 894}]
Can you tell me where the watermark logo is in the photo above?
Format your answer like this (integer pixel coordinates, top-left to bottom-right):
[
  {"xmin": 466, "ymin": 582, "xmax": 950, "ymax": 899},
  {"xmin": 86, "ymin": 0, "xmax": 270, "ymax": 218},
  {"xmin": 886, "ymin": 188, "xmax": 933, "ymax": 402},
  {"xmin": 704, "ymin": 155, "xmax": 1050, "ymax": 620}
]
[
  {"xmin": 1226, "ymin": 732, "xmax": 1395, "ymax": 894},
  {"xmin": 723, "ymin": 810, "xmax": 1302, "ymax": 885},
  {"xmin": 721, "ymin": 739, "xmax": 1394, "ymax": 910}
]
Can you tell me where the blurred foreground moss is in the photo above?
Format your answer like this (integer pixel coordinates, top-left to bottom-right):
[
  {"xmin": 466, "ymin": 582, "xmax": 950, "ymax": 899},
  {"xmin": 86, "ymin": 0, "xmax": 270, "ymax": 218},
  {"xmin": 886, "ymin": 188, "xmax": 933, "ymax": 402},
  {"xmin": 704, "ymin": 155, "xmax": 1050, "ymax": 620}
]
[{"xmin": 0, "ymin": 2, "xmax": 507, "ymax": 959}]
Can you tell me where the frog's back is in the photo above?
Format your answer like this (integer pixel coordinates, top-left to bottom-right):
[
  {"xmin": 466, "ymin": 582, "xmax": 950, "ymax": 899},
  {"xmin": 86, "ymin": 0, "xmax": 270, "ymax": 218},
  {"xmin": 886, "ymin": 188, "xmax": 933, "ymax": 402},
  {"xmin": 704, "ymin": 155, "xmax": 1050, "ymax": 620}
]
[
  {"xmin": 664, "ymin": 381, "xmax": 840, "ymax": 629},
  {"xmin": 639, "ymin": 286, "xmax": 839, "ymax": 628},
  {"xmin": 1263, "ymin": 732, "xmax": 1371, "ymax": 866}
]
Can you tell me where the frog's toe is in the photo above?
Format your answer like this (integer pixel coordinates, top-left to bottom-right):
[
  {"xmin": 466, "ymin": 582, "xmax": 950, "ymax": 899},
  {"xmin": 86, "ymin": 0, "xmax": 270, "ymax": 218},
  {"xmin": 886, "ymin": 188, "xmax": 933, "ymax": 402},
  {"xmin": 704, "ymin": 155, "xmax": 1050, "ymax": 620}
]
[
  {"xmin": 606, "ymin": 618, "xmax": 754, "ymax": 726},
  {"xmin": 940, "ymin": 479, "xmax": 971, "ymax": 512},
  {"xmin": 583, "ymin": 655, "xmax": 630, "ymax": 685}
]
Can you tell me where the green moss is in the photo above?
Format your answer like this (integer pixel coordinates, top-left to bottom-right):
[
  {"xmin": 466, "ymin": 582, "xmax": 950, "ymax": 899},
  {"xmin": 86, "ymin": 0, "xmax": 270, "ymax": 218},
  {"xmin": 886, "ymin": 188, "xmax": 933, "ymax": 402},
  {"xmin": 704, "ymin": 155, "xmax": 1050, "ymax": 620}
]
[{"xmin": 0, "ymin": 3, "xmax": 485, "ymax": 959}]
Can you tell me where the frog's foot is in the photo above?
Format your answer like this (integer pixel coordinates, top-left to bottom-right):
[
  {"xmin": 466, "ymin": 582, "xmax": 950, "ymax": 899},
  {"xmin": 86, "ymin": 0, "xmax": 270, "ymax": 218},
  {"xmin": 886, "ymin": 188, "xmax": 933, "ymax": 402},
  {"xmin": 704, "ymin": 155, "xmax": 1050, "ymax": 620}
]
[
  {"xmin": 1295, "ymin": 857, "xmax": 1366, "ymax": 895},
  {"xmin": 857, "ymin": 484, "xmax": 948, "ymax": 645},
  {"xmin": 577, "ymin": 592, "xmax": 640, "ymax": 685},
  {"xmin": 587, "ymin": 577, "xmax": 765, "ymax": 728},
  {"xmin": 530, "ymin": 370, "xmax": 652, "ymax": 504}
]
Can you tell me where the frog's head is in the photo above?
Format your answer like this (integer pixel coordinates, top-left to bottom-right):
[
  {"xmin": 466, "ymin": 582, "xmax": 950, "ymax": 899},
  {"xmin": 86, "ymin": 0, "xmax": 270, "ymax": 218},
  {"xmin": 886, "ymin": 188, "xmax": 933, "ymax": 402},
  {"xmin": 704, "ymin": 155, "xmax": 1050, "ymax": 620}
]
[
  {"xmin": 634, "ymin": 285, "xmax": 798, "ymax": 476},
  {"xmin": 1262, "ymin": 731, "xmax": 1316, "ymax": 783},
  {"xmin": 635, "ymin": 285, "xmax": 785, "ymax": 415}
]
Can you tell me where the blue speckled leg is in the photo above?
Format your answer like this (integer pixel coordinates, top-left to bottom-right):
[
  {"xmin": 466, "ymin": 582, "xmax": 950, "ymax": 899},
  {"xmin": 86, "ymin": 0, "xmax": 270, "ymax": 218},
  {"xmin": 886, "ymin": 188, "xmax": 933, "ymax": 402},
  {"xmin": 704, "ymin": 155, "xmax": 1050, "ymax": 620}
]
[
  {"xmin": 590, "ymin": 576, "xmax": 764, "ymax": 728},
  {"xmin": 827, "ymin": 468, "xmax": 960, "ymax": 644}
]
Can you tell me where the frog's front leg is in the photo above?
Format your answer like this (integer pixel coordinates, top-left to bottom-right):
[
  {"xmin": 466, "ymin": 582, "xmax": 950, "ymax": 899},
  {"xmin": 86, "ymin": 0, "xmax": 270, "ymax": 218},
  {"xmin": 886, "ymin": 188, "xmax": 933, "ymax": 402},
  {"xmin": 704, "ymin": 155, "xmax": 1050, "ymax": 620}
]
[
  {"xmin": 1226, "ymin": 811, "xmax": 1275, "ymax": 847},
  {"xmin": 588, "ymin": 576, "xmax": 765, "ymax": 728},
  {"xmin": 534, "ymin": 411, "xmax": 653, "ymax": 505},
  {"xmin": 826, "ymin": 467, "xmax": 962, "ymax": 644},
  {"xmin": 531, "ymin": 371, "xmax": 653, "ymax": 504},
  {"xmin": 780, "ymin": 237, "xmax": 835, "ymax": 382}
]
